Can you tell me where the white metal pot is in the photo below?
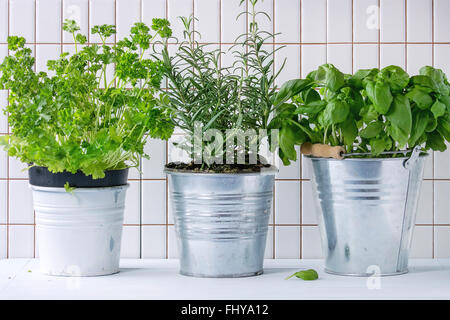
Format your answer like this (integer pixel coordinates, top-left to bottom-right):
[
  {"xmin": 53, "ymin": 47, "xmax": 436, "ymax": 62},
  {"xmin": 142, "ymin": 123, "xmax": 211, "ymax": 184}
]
[{"xmin": 31, "ymin": 185, "xmax": 129, "ymax": 276}]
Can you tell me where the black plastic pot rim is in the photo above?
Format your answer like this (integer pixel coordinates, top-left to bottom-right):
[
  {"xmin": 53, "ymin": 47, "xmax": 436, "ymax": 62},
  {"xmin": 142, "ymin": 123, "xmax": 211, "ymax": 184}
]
[{"xmin": 27, "ymin": 165, "xmax": 129, "ymax": 188}]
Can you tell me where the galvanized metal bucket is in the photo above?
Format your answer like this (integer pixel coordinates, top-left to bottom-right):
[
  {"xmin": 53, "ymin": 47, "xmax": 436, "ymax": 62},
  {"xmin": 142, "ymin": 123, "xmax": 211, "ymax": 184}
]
[
  {"xmin": 31, "ymin": 185, "xmax": 128, "ymax": 276},
  {"xmin": 308, "ymin": 151, "xmax": 427, "ymax": 276},
  {"xmin": 166, "ymin": 167, "xmax": 276, "ymax": 278}
]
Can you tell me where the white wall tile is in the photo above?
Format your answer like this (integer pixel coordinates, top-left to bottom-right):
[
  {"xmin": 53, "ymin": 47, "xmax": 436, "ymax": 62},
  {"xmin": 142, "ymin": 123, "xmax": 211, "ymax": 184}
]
[
  {"xmin": 301, "ymin": 226, "xmax": 322, "ymax": 258},
  {"xmin": 407, "ymin": 44, "xmax": 432, "ymax": 75},
  {"xmin": 194, "ymin": 0, "xmax": 220, "ymax": 43},
  {"xmin": 0, "ymin": 225, "xmax": 6, "ymax": 259},
  {"xmin": 380, "ymin": 44, "xmax": 405, "ymax": 69},
  {"xmin": 142, "ymin": 0, "xmax": 166, "ymax": 28},
  {"xmin": 9, "ymin": 180, "xmax": 33, "ymax": 224},
  {"xmin": 168, "ymin": 0, "xmax": 193, "ymax": 41},
  {"xmin": 275, "ymin": 0, "xmax": 300, "ymax": 43},
  {"xmin": 275, "ymin": 45, "xmax": 300, "ymax": 87},
  {"xmin": 353, "ymin": 44, "xmax": 378, "ymax": 70},
  {"xmin": 142, "ymin": 139, "xmax": 166, "ymax": 179},
  {"xmin": 302, "ymin": 0, "xmax": 326, "ymax": 43},
  {"xmin": 10, "ymin": 0, "xmax": 35, "ymax": 42},
  {"xmin": 327, "ymin": 44, "xmax": 352, "ymax": 74},
  {"xmin": 120, "ymin": 225, "xmax": 140, "ymax": 258},
  {"xmin": 434, "ymin": 44, "xmax": 450, "ymax": 76},
  {"xmin": 410, "ymin": 226, "xmax": 432, "ymax": 258},
  {"xmin": 63, "ymin": 0, "xmax": 89, "ymax": 43},
  {"xmin": 275, "ymin": 181, "xmax": 300, "ymax": 225},
  {"xmin": 301, "ymin": 181, "xmax": 317, "ymax": 225},
  {"xmin": 168, "ymin": 135, "xmax": 192, "ymax": 163},
  {"xmin": 301, "ymin": 154, "xmax": 312, "ymax": 179},
  {"xmin": 252, "ymin": 0, "xmax": 273, "ymax": 36},
  {"xmin": 89, "ymin": 0, "xmax": 115, "ymax": 43},
  {"xmin": 435, "ymin": 144, "xmax": 450, "ymax": 179},
  {"xmin": 416, "ymin": 180, "xmax": 432, "ymax": 225},
  {"xmin": 353, "ymin": 0, "xmax": 379, "ymax": 42},
  {"xmin": 327, "ymin": 0, "xmax": 352, "ymax": 42},
  {"xmin": 116, "ymin": 0, "xmax": 140, "ymax": 41},
  {"xmin": 301, "ymin": 44, "xmax": 326, "ymax": 77},
  {"xmin": 36, "ymin": 45, "xmax": 61, "ymax": 75},
  {"xmin": 407, "ymin": 0, "xmax": 432, "ymax": 42},
  {"xmin": 275, "ymin": 226, "xmax": 300, "ymax": 259},
  {"xmin": 380, "ymin": 0, "xmax": 405, "ymax": 42},
  {"xmin": 0, "ymin": 180, "xmax": 6, "ymax": 224},
  {"xmin": 221, "ymin": 0, "xmax": 245, "ymax": 43},
  {"xmin": 435, "ymin": 181, "xmax": 450, "ymax": 224},
  {"xmin": 435, "ymin": 226, "xmax": 450, "ymax": 258},
  {"xmin": 0, "ymin": 151, "xmax": 6, "ymax": 180},
  {"xmin": 265, "ymin": 226, "xmax": 274, "ymax": 259},
  {"xmin": 8, "ymin": 157, "xmax": 27, "ymax": 178},
  {"xmin": 36, "ymin": 0, "xmax": 61, "ymax": 43},
  {"xmin": 0, "ymin": 149, "xmax": 6, "ymax": 179},
  {"xmin": 168, "ymin": 225, "xmax": 178, "ymax": 258},
  {"xmin": 0, "ymin": 0, "xmax": 8, "ymax": 43},
  {"xmin": 142, "ymin": 180, "xmax": 166, "ymax": 225},
  {"xmin": 434, "ymin": 0, "xmax": 450, "ymax": 42},
  {"xmin": 423, "ymin": 152, "xmax": 433, "ymax": 179},
  {"xmin": 142, "ymin": 225, "xmax": 166, "ymax": 258},
  {"xmin": 276, "ymin": 146, "xmax": 300, "ymax": 179},
  {"xmin": 9, "ymin": 225, "xmax": 34, "ymax": 258},
  {"xmin": 124, "ymin": 181, "xmax": 140, "ymax": 225},
  {"xmin": 0, "ymin": 88, "xmax": 8, "ymax": 134}
]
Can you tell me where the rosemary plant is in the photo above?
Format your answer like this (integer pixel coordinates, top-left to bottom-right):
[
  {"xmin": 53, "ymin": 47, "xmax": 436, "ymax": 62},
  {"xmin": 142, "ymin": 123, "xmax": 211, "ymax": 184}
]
[{"xmin": 160, "ymin": 0, "xmax": 288, "ymax": 170}]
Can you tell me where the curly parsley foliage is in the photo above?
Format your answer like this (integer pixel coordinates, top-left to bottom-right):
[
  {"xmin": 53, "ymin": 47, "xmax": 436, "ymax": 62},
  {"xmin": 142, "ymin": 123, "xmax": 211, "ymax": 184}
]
[
  {"xmin": 0, "ymin": 19, "xmax": 174, "ymax": 179},
  {"xmin": 271, "ymin": 64, "xmax": 450, "ymax": 165}
]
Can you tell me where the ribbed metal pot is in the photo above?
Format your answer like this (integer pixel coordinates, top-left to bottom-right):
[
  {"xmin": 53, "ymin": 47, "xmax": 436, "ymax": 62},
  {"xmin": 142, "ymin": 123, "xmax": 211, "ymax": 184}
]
[
  {"xmin": 308, "ymin": 155, "xmax": 427, "ymax": 276},
  {"xmin": 31, "ymin": 185, "xmax": 128, "ymax": 276},
  {"xmin": 166, "ymin": 167, "xmax": 276, "ymax": 278}
]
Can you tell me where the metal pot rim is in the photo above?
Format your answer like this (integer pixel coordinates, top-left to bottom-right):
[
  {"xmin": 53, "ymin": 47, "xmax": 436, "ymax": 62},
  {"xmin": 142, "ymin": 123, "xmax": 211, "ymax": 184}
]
[
  {"xmin": 306, "ymin": 153, "xmax": 430, "ymax": 161},
  {"xmin": 164, "ymin": 165, "xmax": 278, "ymax": 176},
  {"xmin": 29, "ymin": 184, "xmax": 130, "ymax": 192}
]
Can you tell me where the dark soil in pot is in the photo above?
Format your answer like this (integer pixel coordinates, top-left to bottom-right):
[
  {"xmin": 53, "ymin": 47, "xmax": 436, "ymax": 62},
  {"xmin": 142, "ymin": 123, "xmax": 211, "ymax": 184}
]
[
  {"xmin": 165, "ymin": 161, "xmax": 273, "ymax": 173},
  {"xmin": 28, "ymin": 166, "xmax": 129, "ymax": 188}
]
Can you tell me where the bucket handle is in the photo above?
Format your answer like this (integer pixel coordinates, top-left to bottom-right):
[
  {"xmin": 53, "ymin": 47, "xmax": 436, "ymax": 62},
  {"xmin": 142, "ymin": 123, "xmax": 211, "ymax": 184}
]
[{"xmin": 402, "ymin": 146, "xmax": 422, "ymax": 171}]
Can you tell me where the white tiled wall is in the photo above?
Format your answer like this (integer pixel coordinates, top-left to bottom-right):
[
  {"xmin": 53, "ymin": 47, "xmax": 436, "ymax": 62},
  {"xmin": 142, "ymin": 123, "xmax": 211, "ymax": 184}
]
[{"xmin": 0, "ymin": 0, "xmax": 449, "ymax": 259}]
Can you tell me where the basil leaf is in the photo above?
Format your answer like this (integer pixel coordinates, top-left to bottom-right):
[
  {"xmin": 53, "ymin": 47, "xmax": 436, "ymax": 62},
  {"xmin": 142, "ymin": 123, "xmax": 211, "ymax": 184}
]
[
  {"xmin": 361, "ymin": 121, "xmax": 383, "ymax": 139},
  {"xmin": 365, "ymin": 80, "xmax": 393, "ymax": 114},
  {"xmin": 426, "ymin": 131, "xmax": 447, "ymax": 152},
  {"xmin": 380, "ymin": 65, "xmax": 410, "ymax": 92},
  {"xmin": 406, "ymin": 87, "xmax": 433, "ymax": 110},
  {"xmin": 431, "ymin": 100, "xmax": 446, "ymax": 118},
  {"xmin": 340, "ymin": 118, "xmax": 358, "ymax": 148},
  {"xmin": 322, "ymin": 99, "xmax": 350, "ymax": 125},
  {"xmin": 274, "ymin": 79, "xmax": 312, "ymax": 107},
  {"xmin": 386, "ymin": 94, "xmax": 412, "ymax": 146},
  {"xmin": 409, "ymin": 110, "xmax": 430, "ymax": 146},
  {"xmin": 285, "ymin": 269, "xmax": 319, "ymax": 281}
]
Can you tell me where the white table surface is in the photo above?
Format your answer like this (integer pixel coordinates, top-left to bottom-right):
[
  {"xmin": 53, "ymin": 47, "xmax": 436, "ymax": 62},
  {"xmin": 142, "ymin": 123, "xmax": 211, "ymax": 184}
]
[{"xmin": 0, "ymin": 259, "xmax": 449, "ymax": 300}]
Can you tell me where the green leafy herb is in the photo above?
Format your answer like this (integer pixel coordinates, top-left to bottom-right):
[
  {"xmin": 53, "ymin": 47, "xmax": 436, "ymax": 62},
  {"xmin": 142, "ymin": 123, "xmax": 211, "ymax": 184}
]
[
  {"xmin": 64, "ymin": 182, "xmax": 75, "ymax": 193},
  {"xmin": 158, "ymin": 0, "xmax": 286, "ymax": 167},
  {"xmin": 285, "ymin": 269, "xmax": 319, "ymax": 281},
  {"xmin": 270, "ymin": 64, "xmax": 450, "ymax": 164},
  {"xmin": 0, "ymin": 19, "xmax": 174, "ymax": 178}
]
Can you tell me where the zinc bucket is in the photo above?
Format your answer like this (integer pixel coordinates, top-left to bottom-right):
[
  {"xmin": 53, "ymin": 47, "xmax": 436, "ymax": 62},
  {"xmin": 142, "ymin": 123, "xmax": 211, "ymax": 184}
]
[
  {"xmin": 308, "ymin": 153, "xmax": 427, "ymax": 276},
  {"xmin": 166, "ymin": 167, "xmax": 276, "ymax": 278},
  {"xmin": 31, "ymin": 185, "xmax": 128, "ymax": 276}
]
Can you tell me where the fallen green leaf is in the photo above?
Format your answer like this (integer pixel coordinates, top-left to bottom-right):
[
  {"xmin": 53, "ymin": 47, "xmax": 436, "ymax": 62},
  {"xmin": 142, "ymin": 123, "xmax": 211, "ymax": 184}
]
[{"xmin": 285, "ymin": 269, "xmax": 319, "ymax": 281}]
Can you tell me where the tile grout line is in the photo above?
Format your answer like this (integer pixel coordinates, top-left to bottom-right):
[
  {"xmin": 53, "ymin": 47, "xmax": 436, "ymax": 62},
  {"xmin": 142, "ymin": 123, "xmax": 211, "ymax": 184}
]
[
  {"xmin": 404, "ymin": 0, "xmax": 407, "ymax": 71},
  {"xmin": 6, "ymin": 0, "xmax": 9, "ymax": 259},
  {"xmin": 377, "ymin": 0, "xmax": 381, "ymax": 69},
  {"xmin": 299, "ymin": 0, "xmax": 302, "ymax": 259},
  {"xmin": 33, "ymin": 0, "xmax": 37, "ymax": 259},
  {"xmin": 431, "ymin": 0, "xmax": 435, "ymax": 259},
  {"xmin": 165, "ymin": 0, "xmax": 169, "ymax": 260}
]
